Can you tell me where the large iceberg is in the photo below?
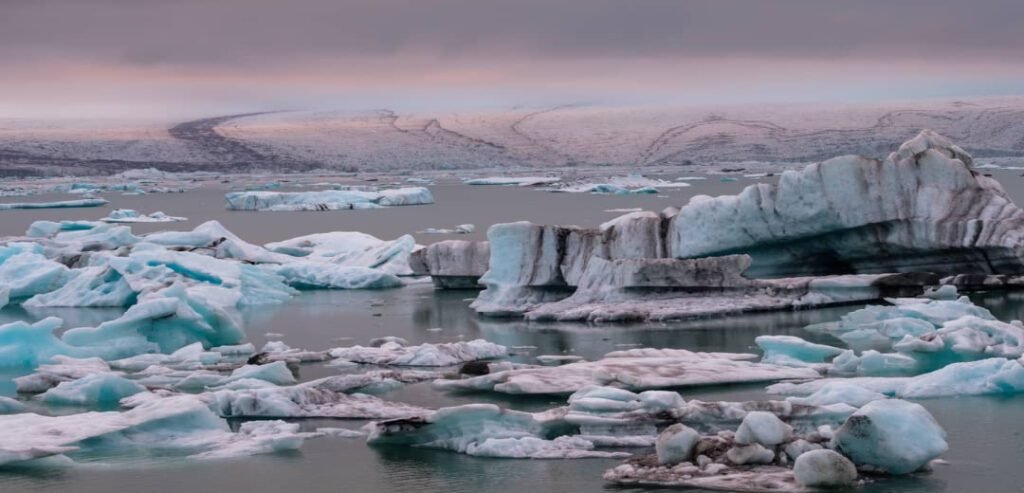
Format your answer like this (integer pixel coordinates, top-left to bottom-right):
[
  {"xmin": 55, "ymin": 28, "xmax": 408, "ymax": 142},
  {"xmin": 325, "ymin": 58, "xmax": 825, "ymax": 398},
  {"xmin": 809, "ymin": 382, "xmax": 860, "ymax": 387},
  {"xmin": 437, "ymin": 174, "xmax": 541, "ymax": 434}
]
[
  {"xmin": 224, "ymin": 187, "xmax": 433, "ymax": 211},
  {"xmin": 668, "ymin": 130, "xmax": 1024, "ymax": 277}
]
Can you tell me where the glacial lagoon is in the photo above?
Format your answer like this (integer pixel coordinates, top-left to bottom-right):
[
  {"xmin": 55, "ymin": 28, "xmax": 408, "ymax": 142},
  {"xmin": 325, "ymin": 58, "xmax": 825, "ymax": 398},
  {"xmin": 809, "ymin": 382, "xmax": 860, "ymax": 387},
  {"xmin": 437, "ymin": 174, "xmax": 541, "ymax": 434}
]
[{"xmin": 1, "ymin": 164, "xmax": 1024, "ymax": 493}]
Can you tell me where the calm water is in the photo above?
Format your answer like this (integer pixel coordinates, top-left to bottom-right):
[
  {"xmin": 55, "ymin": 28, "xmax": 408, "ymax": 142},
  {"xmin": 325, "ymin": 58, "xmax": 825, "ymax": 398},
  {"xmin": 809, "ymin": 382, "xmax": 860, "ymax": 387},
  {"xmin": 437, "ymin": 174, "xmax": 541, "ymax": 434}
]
[{"xmin": 2, "ymin": 173, "xmax": 1024, "ymax": 492}]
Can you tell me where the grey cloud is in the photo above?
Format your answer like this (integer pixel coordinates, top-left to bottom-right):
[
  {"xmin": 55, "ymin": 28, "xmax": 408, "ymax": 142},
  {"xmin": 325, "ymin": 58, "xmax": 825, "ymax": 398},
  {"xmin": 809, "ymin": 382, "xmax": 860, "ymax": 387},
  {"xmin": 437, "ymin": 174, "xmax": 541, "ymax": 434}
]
[{"xmin": 1, "ymin": 0, "xmax": 1022, "ymax": 66}]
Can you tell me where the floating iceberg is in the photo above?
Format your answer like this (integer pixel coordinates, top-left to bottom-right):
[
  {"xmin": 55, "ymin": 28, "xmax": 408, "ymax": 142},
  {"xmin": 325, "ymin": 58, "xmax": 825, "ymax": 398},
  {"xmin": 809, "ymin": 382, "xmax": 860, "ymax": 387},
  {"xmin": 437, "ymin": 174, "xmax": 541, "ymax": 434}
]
[
  {"xmin": 550, "ymin": 175, "xmax": 691, "ymax": 194},
  {"xmin": 271, "ymin": 263, "xmax": 403, "ymax": 290},
  {"xmin": 0, "ymin": 198, "xmax": 109, "ymax": 210},
  {"xmin": 668, "ymin": 130, "xmax": 1024, "ymax": 277},
  {"xmin": 329, "ymin": 339, "xmax": 507, "ymax": 367},
  {"xmin": 101, "ymin": 209, "xmax": 187, "ymax": 223},
  {"xmin": 225, "ymin": 187, "xmax": 433, "ymax": 211}
]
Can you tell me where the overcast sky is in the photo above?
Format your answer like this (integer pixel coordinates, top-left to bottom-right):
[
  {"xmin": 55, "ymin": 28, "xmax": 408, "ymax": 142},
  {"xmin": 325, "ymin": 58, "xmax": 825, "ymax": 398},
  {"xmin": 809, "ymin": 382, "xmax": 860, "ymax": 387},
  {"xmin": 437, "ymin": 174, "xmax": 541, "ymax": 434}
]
[{"xmin": 2, "ymin": 0, "xmax": 1023, "ymax": 119}]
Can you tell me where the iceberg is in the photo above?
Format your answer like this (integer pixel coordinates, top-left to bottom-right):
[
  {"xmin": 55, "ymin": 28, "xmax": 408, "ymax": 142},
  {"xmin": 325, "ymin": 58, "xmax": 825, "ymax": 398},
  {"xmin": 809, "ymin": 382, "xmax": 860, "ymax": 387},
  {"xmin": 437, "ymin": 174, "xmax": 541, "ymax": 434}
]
[
  {"xmin": 0, "ymin": 251, "xmax": 69, "ymax": 303},
  {"xmin": 756, "ymin": 335, "xmax": 845, "ymax": 368},
  {"xmin": 668, "ymin": 130, "xmax": 1024, "ymax": 277},
  {"xmin": 0, "ymin": 318, "xmax": 83, "ymax": 370},
  {"xmin": 792, "ymin": 449, "xmax": 858, "ymax": 488},
  {"xmin": 224, "ymin": 187, "xmax": 433, "ymax": 211},
  {"xmin": 0, "ymin": 198, "xmax": 108, "ymax": 210},
  {"xmin": 328, "ymin": 339, "xmax": 507, "ymax": 366}
]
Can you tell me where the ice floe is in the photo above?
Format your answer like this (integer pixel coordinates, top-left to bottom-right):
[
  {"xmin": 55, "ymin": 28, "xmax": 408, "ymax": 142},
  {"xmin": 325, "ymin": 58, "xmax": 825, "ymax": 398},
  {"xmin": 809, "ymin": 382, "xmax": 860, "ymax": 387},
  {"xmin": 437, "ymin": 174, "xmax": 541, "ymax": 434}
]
[{"xmin": 224, "ymin": 187, "xmax": 433, "ymax": 211}]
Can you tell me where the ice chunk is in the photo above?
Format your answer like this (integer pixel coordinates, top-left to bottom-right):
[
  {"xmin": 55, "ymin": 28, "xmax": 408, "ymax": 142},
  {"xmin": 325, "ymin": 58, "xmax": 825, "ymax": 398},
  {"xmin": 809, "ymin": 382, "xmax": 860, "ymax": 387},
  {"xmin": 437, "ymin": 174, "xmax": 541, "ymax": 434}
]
[
  {"xmin": 756, "ymin": 335, "xmax": 844, "ymax": 368},
  {"xmin": 734, "ymin": 411, "xmax": 793, "ymax": 446},
  {"xmin": 0, "ymin": 318, "xmax": 81, "ymax": 369},
  {"xmin": 329, "ymin": 339, "xmax": 507, "ymax": 367},
  {"xmin": 0, "ymin": 251, "xmax": 69, "ymax": 303},
  {"xmin": 40, "ymin": 372, "xmax": 146, "ymax": 407},
  {"xmin": 831, "ymin": 399, "xmax": 947, "ymax": 474},
  {"xmin": 0, "ymin": 397, "xmax": 25, "ymax": 415},
  {"xmin": 792, "ymin": 449, "xmax": 857, "ymax": 487},
  {"xmin": 726, "ymin": 443, "xmax": 774, "ymax": 465},
  {"xmin": 785, "ymin": 382, "xmax": 886, "ymax": 408}
]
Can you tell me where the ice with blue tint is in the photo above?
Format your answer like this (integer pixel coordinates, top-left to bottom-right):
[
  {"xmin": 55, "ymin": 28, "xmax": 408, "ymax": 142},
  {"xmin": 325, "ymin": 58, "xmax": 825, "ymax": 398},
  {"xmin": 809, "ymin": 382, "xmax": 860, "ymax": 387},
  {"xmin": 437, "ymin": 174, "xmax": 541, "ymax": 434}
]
[
  {"xmin": 0, "ymin": 395, "xmax": 312, "ymax": 467},
  {"xmin": 0, "ymin": 198, "xmax": 108, "ymax": 210},
  {"xmin": 0, "ymin": 251, "xmax": 69, "ymax": 303},
  {"xmin": 224, "ymin": 187, "xmax": 433, "ymax": 211},
  {"xmin": 174, "ymin": 361, "xmax": 296, "ymax": 391},
  {"xmin": 831, "ymin": 399, "xmax": 947, "ymax": 475},
  {"xmin": 329, "ymin": 339, "xmax": 507, "ymax": 367},
  {"xmin": 808, "ymin": 297, "xmax": 995, "ymax": 351},
  {"xmin": 40, "ymin": 372, "xmax": 146, "ymax": 407},
  {"xmin": 23, "ymin": 264, "xmax": 137, "ymax": 308},
  {"xmin": 60, "ymin": 285, "xmax": 248, "ymax": 359},
  {"xmin": 0, "ymin": 318, "xmax": 83, "ymax": 369},
  {"xmin": 756, "ymin": 335, "xmax": 844, "ymax": 368},
  {"xmin": 769, "ymin": 357, "xmax": 1024, "ymax": 400},
  {"xmin": 25, "ymin": 220, "xmax": 104, "ymax": 238}
]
